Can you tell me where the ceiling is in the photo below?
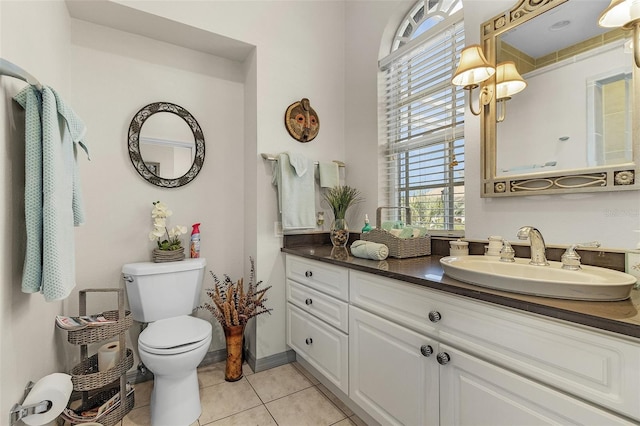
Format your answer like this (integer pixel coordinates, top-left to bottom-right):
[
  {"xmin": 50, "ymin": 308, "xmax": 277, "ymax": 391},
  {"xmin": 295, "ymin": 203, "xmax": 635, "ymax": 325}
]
[{"xmin": 65, "ymin": 0, "xmax": 255, "ymax": 63}]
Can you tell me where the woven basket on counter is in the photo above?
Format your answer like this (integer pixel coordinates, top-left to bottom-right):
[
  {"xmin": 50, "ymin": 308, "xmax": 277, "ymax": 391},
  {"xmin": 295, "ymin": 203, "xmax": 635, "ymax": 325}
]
[
  {"xmin": 360, "ymin": 207, "xmax": 431, "ymax": 259},
  {"xmin": 70, "ymin": 348, "xmax": 134, "ymax": 391},
  {"xmin": 66, "ymin": 310, "xmax": 132, "ymax": 345}
]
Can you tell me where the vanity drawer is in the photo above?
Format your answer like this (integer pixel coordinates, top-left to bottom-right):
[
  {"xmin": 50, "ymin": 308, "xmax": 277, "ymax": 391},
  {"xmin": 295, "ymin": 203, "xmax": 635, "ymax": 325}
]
[
  {"xmin": 350, "ymin": 270, "xmax": 640, "ymax": 421},
  {"xmin": 286, "ymin": 255, "xmax": 349, "ymax": 301},
  {"xmin": 287, "ymin": 279, "xmax": 348, "ymax": 333},
  {"xmin": 287, "ymin": 303, "xmax": 348, "ymax": 394}
]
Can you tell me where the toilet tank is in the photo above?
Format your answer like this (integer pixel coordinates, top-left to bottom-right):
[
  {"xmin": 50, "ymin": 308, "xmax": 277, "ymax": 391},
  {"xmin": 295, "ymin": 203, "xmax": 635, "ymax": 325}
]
[{"xmin": 122, "ymin": 258, "xmax": 207, "ymax": 322}]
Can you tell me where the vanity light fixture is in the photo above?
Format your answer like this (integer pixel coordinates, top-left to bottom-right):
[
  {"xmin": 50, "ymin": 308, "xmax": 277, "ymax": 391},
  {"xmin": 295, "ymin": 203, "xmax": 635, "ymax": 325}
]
[
  {"xmin": 598, "ymin": 0, "xmax": 640, "ymax": 67},
  {"xmin": 495, "ymin": 61, "xmax": 527, "ymax": 122},
  {"xmin": 451, "ymin": 44, "xmax": 495, "ymax": 116}
]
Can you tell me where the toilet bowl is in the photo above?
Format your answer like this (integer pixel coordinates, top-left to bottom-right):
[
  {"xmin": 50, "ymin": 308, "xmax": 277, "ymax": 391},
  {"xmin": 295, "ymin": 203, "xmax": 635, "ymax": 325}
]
[
  {"xmin": 138, "ymin": 316, "xmax": 212, "ymax": 426},
  {"xmin": 122, "ymin": 258, "xmax": 210, "ymax": 426}
]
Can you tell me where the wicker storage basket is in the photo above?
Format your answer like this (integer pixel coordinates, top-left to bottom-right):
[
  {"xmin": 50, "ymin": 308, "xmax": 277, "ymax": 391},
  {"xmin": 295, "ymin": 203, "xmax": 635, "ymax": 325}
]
[
  {"xmin": 70, "ymin": 348, "xmax": 134, "ymax": 391},
  {"xmin": 67, "ymin": 310, "xmax": 132, "ymax": 345},
  {"xmin": 66, "ymin": 384, "xmax": 135, "ymax": 426},
  {"xmin": 61, "ymin": 288, "xmax": 132, "ymax": 426},
  {"xmin": 360, "ymin": 207, "xmax": 431, "ymax": 259}
]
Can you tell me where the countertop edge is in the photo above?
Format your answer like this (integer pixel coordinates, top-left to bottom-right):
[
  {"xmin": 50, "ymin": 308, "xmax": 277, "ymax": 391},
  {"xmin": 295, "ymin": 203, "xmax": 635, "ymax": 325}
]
[{"xmin": 282, "ymin": 246, "xmax": 640, "ymax": 341}]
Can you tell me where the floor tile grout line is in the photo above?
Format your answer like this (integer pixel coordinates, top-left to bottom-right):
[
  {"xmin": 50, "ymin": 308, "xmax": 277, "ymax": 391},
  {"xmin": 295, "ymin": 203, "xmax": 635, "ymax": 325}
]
[
  {"xmin": 313, "ymin": 384, "xmax": 350, "ymax": 422},
  {"xmin": 288, "ymin": 362, "xmax": 355, "ymax": 421}
]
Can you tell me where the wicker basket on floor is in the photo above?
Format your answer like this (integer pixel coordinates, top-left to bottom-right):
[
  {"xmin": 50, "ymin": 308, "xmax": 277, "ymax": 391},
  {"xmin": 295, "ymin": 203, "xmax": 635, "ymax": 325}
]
[{"xmin": 360, "ymin": 207, "xmax": 431, "ymax": 258}]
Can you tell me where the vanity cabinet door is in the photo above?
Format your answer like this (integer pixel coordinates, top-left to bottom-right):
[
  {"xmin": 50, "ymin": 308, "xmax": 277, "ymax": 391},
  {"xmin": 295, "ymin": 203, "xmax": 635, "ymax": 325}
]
[
  {"xmin": 439, "ymin": 343, "xmax": 634, "ymax": 426},
  {"xmin": 349, "ymin": 306, "xmax": 439, "ymax": 426},
  {"xmin": 287, "ymin": 303, "xmax": 348, "ymax": 393}
]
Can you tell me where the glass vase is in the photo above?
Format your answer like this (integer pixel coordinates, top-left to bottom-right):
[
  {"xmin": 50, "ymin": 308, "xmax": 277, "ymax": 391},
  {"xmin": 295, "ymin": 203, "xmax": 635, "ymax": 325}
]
[{"xmin": 330, "ymin": 218, "xmax": 349, "ymax": 247}]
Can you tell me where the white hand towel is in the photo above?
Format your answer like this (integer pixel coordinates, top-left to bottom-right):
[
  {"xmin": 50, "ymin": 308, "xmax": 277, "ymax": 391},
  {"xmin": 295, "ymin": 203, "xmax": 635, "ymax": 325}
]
[
  {"xmin": 272, "ymin": 153, "xmax": 316, "ymax": 230},
  {"xmin": 286, "ymin": 151, "xmax": 308, "ymax": 177},
  {"xmin": 350, "ymin": 240, "xmax": 389, "ymax": 260},
  {"xmin": 318, "ymin": 162, "xmax": 339, "ymax": 188}
]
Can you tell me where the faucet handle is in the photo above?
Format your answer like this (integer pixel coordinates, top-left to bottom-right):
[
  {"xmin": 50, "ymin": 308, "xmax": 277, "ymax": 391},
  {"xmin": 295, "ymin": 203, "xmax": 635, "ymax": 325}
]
[
  {"xmin": 561, "ymin": 241, "xmax": 601, "ymax": 270},
  {"xmin": 499, "ymin": 239, "xmax": 516, "ymax": 263}
]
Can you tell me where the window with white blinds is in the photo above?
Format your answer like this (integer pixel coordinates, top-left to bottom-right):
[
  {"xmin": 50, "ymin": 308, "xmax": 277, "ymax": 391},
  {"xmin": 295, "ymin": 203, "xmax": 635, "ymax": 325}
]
[{"xmin": 379, "ymin": 2, "xmax": 465, "ymax": 233}]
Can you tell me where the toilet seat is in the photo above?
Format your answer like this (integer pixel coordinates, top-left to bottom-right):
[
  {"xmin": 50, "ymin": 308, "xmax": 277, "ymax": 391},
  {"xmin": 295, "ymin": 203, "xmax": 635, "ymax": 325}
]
[{"xmin": 139, "ymin": 316, "xmax": 212, "ymax": 355}]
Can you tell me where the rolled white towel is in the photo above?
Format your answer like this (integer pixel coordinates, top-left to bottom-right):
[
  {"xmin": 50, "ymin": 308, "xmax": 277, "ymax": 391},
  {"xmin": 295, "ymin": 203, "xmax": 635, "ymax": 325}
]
[{"xmin": 350, "ymin": 240, "xmax": 389, "ymax": 260}]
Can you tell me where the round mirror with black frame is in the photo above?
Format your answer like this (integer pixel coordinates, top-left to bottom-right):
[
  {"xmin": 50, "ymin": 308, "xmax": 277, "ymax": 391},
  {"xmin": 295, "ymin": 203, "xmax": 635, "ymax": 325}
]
[{"xmin": 128, "ymin": 102, "xmax": 205, "ymax": 188}]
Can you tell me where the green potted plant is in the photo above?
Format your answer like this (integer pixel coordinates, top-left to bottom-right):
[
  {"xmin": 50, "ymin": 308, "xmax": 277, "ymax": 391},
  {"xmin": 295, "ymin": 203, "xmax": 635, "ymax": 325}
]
[{"xmin": 323, "ymin": 185, "xmax": 363, "ymax": 247}]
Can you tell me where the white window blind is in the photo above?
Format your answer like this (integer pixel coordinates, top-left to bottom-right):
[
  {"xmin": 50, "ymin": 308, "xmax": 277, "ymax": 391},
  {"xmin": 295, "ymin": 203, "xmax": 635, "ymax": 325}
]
[{"xmin": 379, "ymin": 14, "xmax": 465, "ymax": 233}]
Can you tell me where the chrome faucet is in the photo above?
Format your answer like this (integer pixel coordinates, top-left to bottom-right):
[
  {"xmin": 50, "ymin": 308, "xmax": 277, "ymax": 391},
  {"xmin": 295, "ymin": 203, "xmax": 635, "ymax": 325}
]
[{"xmin": 517, "ymin": 226, "xmax": 549, "ymax": 266}]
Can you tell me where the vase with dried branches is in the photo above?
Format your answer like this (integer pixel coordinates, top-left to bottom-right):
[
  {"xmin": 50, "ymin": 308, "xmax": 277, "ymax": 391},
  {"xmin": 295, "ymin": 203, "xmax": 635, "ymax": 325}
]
[{"xmin": 199, "ymin": 257, "xmax": 272, "ymax": 381}]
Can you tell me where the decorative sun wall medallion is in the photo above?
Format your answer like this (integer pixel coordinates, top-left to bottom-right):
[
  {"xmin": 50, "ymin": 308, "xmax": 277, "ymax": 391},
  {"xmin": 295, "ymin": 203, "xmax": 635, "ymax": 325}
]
[{"xmin": 284, "ymin": 98, "xmax": 319, "ymax": 142}]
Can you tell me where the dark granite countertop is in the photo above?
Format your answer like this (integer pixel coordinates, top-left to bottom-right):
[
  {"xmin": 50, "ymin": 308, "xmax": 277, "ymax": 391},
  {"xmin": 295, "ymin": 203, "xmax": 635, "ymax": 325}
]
[{"xmin": 282, "ymin": 245, "xmax": 640, "ymax": 340}]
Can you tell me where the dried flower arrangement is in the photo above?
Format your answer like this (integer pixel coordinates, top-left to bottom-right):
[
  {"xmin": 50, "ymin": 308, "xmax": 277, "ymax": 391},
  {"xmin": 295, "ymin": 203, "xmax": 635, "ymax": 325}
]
[{"xmin": 200, "ymin": 257, "xmax": 272, "ymax": 327}]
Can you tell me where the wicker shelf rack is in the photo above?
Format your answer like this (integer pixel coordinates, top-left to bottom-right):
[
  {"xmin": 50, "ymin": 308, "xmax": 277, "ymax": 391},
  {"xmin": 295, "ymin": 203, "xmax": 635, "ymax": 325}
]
[{"xmin": 61, "ymin": 288, "xmax": 134, "ymax": 426}]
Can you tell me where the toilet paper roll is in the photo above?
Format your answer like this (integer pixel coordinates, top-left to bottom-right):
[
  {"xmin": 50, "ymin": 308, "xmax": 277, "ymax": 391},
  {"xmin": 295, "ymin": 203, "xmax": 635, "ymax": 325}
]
[
  {"xmin": 21, "ymin": 373, "xmax": 72, "ymax": 425},
  {"xmin": 98, "ymin": 341, "xmax": 121, "ymax": 372}
]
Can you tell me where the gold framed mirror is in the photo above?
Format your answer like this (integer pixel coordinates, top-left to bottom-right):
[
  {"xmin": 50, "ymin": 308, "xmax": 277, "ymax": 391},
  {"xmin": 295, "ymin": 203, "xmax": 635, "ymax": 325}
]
[{"xmin": 480, "ymin": 0, "xmax": 639, "ymax": 196}]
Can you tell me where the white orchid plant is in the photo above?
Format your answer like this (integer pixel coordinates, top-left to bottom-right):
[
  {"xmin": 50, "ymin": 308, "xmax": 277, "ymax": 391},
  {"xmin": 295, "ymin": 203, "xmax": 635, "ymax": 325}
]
[{"xmin": 149, "ymin": 201, "xmax": 187, "ymax": 251}]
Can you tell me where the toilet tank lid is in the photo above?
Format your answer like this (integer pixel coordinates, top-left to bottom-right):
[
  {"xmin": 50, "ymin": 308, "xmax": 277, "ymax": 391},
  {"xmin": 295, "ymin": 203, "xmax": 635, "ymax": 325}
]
[{"xmin": 122, "ymin": 258, "xmax": 206, "ymax": 275}]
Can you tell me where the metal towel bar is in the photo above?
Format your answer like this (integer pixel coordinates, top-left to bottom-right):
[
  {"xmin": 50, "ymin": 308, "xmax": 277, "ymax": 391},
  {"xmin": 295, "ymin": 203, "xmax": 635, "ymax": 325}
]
[{"xmin": 0, "ymin": 58, "xmax": 42, "ymax": 90}]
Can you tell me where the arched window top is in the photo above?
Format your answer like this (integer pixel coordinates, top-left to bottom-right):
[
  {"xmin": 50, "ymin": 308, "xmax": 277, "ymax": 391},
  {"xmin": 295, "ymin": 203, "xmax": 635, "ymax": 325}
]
[{"xmin": 391, "ymin": 0, "xmax": 463, "ymax": 52}]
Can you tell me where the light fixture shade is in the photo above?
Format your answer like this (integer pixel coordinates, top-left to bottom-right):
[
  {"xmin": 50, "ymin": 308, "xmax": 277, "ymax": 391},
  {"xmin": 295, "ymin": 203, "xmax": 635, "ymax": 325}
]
[
  {"xmin": 496, "ymin": 61, "xmax": 527, "ymax": 99},
  {"xmin": 599, "ymin": 0, "xmax": 640, "ymax": 28},
  {"xmin": 451, "ymin": 44, "xmax": 495, "ymax": 87}
]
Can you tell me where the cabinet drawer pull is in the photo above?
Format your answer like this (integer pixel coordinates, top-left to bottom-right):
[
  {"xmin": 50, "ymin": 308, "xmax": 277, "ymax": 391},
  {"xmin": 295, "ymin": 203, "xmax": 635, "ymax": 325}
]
[
  {"xmin": 436, "ymin": 352, "xmax": 450, "ymax": 365},
  {"xmin": 420, "ymin": 345, "xmax": 433, "ymax": 357},
  {"xmin": 305, "ymin": 338, "xmax": 313, "ymax": 345},
  {"xmin": 305, "ymin": 298, "xmax": 313, "ymax": 305},
  {"xmin": 305, "ymin": 270, "xmax": 313, "ymax": 278},
  {"xmin": 428, "ymin": 311, "xmax": 442, "ymax": 323}
]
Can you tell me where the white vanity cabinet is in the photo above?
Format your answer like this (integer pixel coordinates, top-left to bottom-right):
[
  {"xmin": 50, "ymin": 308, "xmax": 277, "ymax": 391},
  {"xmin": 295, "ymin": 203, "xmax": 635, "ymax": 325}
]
[
  {"xmin": 350, "ymin": 270, "xmax": 639, "ymax": 426},
  {"xmin": 285, "ymin": 256, "xmax": 349, "ymax": 394},
  {"xmin": 285, "ymin": 255, "xmax": 639, "ymax": 425}
]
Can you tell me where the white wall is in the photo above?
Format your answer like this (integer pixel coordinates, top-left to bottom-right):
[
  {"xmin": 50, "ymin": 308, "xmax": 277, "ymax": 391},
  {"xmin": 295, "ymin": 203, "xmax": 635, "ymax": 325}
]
[
  {"xmin": 66, "ymin": 18, "xmax": 246, "ymax": 366},
  {"xmin": 0, "ymin": 0, "xmax": 73, "ymax": 415},
  {"xmin": 118, "ymin": 0, "xmax": 349, "ymax": 360}
]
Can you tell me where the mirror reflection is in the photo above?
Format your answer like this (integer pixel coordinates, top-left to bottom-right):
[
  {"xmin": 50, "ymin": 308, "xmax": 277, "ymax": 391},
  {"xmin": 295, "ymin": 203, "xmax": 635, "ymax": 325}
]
[
  {"xmin": 139, "ymin": 112, "xmax": 196, "ymax": 179},
  {"xmin": 495, "ymin": 0, "xmax": 631, "ymax": 176},
  {"xmin": 128, "ymin": 102, "xmax": 205, "ymax": 188}
]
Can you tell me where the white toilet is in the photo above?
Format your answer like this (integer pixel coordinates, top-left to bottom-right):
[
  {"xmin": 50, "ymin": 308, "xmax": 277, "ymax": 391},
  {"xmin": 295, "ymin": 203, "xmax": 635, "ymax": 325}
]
[{"xmin": 122, "ymin": 258, "xmax": 212, "ymax": 426}]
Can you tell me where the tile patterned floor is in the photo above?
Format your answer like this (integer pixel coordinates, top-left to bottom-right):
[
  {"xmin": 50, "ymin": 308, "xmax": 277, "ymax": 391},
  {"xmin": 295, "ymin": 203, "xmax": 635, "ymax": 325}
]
[{"xmin": 119, "ymin": 361, "xmax": 367, "ymax": 426}]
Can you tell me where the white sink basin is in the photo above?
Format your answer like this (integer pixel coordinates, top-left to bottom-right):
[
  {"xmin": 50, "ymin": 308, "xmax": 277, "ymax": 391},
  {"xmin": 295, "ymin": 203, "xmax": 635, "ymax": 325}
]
[{"xmin": 440, "ymin": 256, "xmax": 636, "ymax": 301}]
